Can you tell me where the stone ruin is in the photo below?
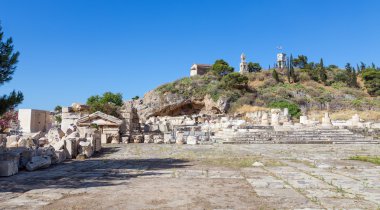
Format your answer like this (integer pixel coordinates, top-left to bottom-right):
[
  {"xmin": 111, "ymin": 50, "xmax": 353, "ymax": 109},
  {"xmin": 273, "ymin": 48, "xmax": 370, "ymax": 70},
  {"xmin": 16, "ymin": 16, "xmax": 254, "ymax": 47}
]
[{"xmin": 2, "ymin": 98, "xmax": 379, "ymax": 177}]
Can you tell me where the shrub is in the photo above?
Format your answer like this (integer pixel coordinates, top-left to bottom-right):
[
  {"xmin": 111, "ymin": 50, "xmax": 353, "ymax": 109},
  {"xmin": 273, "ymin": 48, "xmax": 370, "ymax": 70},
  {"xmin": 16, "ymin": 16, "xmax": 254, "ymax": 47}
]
[
  {"xmin": 268, "ymin": 100, "xmax": 301, "ymax": 118},
  {"xmin": 220, "ymin": 72, "xmax": 248, "ymax": 89}
]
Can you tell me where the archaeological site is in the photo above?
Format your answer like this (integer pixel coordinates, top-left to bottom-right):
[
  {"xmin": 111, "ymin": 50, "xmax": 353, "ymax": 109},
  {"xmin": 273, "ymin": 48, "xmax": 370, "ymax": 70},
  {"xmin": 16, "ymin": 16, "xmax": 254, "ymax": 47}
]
[{"xmin": 1, "ymin": 1, "xmax": 380, "ymax": 209}]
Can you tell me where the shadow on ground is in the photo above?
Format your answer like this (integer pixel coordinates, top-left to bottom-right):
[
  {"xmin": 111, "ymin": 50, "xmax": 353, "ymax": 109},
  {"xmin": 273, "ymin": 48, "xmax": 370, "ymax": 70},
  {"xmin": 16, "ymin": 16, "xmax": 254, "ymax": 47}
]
[{"xmin": 0, "ymin": 147, "xmax": 191, "ymax": 193}]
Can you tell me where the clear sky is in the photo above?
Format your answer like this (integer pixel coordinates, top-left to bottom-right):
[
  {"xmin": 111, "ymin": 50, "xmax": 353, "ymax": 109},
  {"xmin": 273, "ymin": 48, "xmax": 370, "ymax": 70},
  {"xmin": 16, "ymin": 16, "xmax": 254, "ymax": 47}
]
[{"xmin": 1, "ymin": 0, "xmax": 379, "ymax": 110}]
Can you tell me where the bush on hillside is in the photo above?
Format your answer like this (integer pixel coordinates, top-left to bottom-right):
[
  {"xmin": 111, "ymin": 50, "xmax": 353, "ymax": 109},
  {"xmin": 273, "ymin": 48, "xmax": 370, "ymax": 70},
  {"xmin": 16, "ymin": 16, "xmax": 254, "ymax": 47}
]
[{"xmin": 268, "ymin": 100, "xmax": 301, "ymax": 118}]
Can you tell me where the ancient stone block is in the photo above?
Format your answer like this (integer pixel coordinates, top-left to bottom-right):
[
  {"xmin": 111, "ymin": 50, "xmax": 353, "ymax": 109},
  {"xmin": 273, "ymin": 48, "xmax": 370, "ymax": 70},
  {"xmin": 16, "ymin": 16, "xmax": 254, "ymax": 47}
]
[
  {"xmin": 26, "ymin": 156, "xmax": 51, "ymax": 171},
  {"xmin": 0, "ymin": 152, "xmax": 19, "ymax": 176},
  {"xmin": 175, "ymin": 131, "xmax": 185, "ymax": 144},
  {"xmin": 153, "ymin": 135, "xmax": 164, "ymax": 144},
  {"xmin": 47, "ymin": 127, "xmax": 65, "ymax": 143},
  {"xmin": 64, "ymin": 138, "xmax": 77, "ymax": 159},
  {"xmin": 6, "ymin": 135, "xmax": 20, "ymax": 148},
  {"xmin": 186, "ymin": 136, "xmax": 198, "ymax": 145},
  {"xmin": 52, "ymin": 149, "xmax": 66, "ymax": 164},
  {"xmin": 79, "ymin": 141, "xmax": 93, "ymax": 158},
  {"xmin": 52, "ymin": 139, "xmax": 65, "ymax": 151},
  {"xmin": 144, "ymin": 134, "xmax": 153, "ymax": 143}
]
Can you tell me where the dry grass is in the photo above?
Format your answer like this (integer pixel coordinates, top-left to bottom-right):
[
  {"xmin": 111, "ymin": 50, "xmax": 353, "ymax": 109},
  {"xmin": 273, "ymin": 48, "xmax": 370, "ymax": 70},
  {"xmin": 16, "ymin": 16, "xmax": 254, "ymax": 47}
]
[
  {"xmin": 308, "ymin": 110, "xmax": 380, "ymax": 121},
  {"xmin": 235, "ymin": 105, "xmax": 270, "ymax": 114}
]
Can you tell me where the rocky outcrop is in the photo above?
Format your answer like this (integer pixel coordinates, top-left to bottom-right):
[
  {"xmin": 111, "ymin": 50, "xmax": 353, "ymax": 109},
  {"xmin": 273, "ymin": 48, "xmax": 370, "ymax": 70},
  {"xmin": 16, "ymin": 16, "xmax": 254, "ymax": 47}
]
[{"xmin": 132, "ymin": 90, "xmax": 230, "ymax": 121}]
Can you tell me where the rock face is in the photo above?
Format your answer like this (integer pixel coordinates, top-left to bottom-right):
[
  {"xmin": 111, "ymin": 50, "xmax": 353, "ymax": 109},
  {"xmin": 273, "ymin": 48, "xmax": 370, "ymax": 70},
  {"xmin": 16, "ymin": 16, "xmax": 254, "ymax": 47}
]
[{"xmin": 132, "ymin": 90, "xmax": 229, "ymax": 121}]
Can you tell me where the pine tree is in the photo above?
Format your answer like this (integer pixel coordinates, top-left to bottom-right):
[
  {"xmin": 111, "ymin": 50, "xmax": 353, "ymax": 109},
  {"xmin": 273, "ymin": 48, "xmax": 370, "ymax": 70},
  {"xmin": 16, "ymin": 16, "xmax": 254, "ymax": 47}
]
[
  {"xmin": 0, "ymin": 24, "xmax": 23, "ymax": 115},
  {"xmin": 319, "ymin": 58, "xmax": 327, "ymax": 83}
]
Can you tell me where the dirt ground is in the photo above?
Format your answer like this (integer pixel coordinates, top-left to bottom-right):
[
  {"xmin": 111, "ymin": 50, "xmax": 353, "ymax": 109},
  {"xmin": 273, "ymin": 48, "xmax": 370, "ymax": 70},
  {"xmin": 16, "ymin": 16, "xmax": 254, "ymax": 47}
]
[{"xmin": 1, "ymin": 144, "xmax": 380, "ymax": 209}]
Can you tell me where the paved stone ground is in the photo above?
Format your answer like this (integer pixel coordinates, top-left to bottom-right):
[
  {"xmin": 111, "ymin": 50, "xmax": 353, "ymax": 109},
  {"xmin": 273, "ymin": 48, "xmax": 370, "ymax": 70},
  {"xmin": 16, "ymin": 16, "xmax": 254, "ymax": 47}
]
[{"xmin": 1, "ymin": 144, "xmax": 380, "ymax": 209}]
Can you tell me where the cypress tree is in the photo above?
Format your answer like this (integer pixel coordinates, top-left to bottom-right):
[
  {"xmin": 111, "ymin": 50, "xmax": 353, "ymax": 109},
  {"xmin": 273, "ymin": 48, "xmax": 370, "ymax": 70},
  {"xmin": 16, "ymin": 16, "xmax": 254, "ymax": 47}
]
[
  {"xmin": 286, "ymin": 57, "xmax": 291, "ymax": 83},
  {"xmin": 272, "ymin": 69, "xmax": 280, "ymax": 83},
  {"xmin": 319, "ymin": 58, "xmax": 327, "ymax": 83},
  {"xmin": 289, "ymin": 54, "xmax": 297, "ymax": 82}
]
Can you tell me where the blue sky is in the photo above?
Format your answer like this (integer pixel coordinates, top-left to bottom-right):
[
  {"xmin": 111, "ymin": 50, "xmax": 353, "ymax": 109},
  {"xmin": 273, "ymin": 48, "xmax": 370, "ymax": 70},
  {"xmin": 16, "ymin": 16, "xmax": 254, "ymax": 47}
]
[{"xmin": 1, "ymin": 0, "xmax": 379, "ymax": 110}]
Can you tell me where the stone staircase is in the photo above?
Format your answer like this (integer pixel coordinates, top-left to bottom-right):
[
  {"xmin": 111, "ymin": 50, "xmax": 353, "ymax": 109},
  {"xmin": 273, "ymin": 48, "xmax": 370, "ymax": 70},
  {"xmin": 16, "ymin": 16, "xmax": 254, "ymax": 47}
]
[{"xmin": 211, "ymin": 126, "xmax": 379, "ymax": 144}]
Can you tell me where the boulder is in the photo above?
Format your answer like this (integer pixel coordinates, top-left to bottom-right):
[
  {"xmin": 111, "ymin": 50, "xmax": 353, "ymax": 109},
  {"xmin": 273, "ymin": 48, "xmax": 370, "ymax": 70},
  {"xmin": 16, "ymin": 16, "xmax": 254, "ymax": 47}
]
[
  {"xmin": 0, "ymin": 134, "xmax": 7, "ymax": 152},
  {"xmin": 26, "ymin": 156, "xmax": 51, "ymax": 171}
]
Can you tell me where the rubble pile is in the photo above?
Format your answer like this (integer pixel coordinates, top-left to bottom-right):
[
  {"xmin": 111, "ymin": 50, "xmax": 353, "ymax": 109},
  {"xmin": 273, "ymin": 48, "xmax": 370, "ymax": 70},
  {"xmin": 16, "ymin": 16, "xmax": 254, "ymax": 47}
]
[{"xmin": 0, "ymin": 125, "xmax": 101, "ymax": 177}]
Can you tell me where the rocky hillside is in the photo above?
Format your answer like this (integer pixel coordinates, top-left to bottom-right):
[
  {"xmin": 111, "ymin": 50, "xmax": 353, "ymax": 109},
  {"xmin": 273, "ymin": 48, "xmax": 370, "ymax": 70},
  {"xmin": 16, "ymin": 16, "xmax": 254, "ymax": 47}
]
[{"xmin": 134, "ymin": 67, "xmax": 380, "ymax": 121}]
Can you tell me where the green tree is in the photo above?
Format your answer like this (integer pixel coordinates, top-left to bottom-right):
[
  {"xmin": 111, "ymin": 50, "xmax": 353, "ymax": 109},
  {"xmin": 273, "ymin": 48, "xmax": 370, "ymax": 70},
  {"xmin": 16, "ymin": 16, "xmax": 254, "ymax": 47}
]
[
  {"xmin": 220, "ymin": 72, "xmax": 248, "ymax": 89},
  {"xmin": 319, "ymin": 58, "xmax": 327, "ymax": 83},
  {"xmin": 0, "ymin": 24, "xmax": 23, "ymax": 115},
  {"xmin": 132, "ymin": 96, "xmax": 140, "ymax": 100},
  {"xmin": 345, "ymin": 63, "xmax": 358, "ymax": 88},
  {"xmin": 86, "ymin": 92, "xmax": 123, "ymax": 117},
  {"xmin": 293, "ymin": 55, "xmax": 308, "ymax": 69},
  {"xmin": 272, "ymin": 69, "xmax": 280, "ymax": 83},
  {"xmin": 362, "ymin": 68, "xmax": 380, "ymax": 96},
  {"xmin": 247, "ymin": 62, "xmax": 262, "ymax": 73},
  {"xmin": 286, "ymin": 58, "xmax": 291, "ymax": 83},
  {"xmin": 54, "ymin": 105, "xmax": 62, "ymax": 113},
  {"xmin": 289, "ymin": 54, "xmax": 297, "ymax": 83},
  {"xmin": 211, "ymin": 59, "xmax": 234, "ymax": 76}
]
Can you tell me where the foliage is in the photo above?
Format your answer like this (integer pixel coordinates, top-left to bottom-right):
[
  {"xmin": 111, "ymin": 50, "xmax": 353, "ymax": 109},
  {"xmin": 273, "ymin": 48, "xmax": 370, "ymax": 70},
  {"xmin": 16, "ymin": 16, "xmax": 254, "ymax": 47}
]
[
  {"xmin": 345, "ymin": 63, "xmax": 358, "ymax": 88},
  {"xmin": 247, "ymin": 62, "xmax": 262, "ymax": 73},
  {"xmin": 54, "ymin": 105, "xmax": 62, "ymax": 113},
  {"xmin": 210, "ymin": 59, "xmax": 234, "ymax": 76},
  {"xmin": 54, "ymin": 115, "xmax": 62, "ymax": 124},
  {"xmin": 220, "ymin": 72, "xmax": 248, "ymax": 89},
  {"xmin": 132, "ymin": 96, "xmax": 140, "ymax": 100},
  {"xmin": 293, "ymin": 55, "xmax": 308, "ymax": 69},
  {"xmin": 318, "ymin": 58, "xmax": 327, "ymax": 83},
  {"xmin": 272, "ymin": 69, "xmax": 280, "ymax": 83},
  {"xmin": 361, "ymin": 68, "xmax": 380, "ymax": 96},
  {"xmin": 268, "ymin": 100, "xmax": 301, "ymax": 118},
  {"xmin": 86, "ymin": 92, "xmax": 123, "ymax": 117},
  {"xmin": 0, "ymin": 24, "xmax": 23, "ymax": 115},
  {"xmin": 0, "ymin": 110, "xmax": 17, "ymax": 133}
]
